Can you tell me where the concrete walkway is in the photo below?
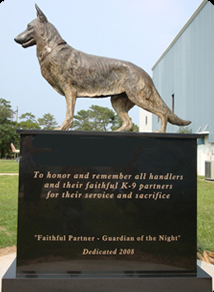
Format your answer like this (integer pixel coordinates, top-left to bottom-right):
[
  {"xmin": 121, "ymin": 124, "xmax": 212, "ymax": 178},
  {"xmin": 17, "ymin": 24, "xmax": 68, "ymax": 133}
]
[
  {"xmin": 0, "ymin": 253, "xmax": 16, "ymax": 291},
  {"xmin": 198, "ymin": 260, "xmax": 214, "ymax": 291},
  {"xmin": 0, "ymin": 173, "xmax": 18, "ymax": 176},
  {"xmin": 0, "ymin": 253, "xmax": 213, "ymax": 291}
]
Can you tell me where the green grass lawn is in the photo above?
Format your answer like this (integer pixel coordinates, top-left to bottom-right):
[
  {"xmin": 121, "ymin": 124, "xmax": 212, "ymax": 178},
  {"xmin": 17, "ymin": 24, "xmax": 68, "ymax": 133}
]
[
  {"xmin": 0, "ymin": 175, "xmax": 18, "ymax": 248},
  {"xmin": 0, "ymin": 160, "xmax": 19, "ymax": 173},
  {"xmin": 197, "ymin": 179, "xmax": 214, "ymax": 252},
  {"xmin": 0, "ymin": 161, "xmax": 213, "ymax": 254}
]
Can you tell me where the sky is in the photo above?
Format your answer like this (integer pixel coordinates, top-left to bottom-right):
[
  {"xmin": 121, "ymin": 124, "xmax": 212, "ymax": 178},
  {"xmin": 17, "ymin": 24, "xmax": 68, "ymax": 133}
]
[{"xmin": 0, "ymin": 0, "xmax": 203, "ymax": 128}]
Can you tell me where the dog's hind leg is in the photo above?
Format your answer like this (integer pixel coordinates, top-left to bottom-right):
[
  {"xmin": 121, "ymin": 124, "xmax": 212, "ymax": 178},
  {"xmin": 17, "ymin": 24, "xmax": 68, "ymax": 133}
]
[
  {"xmin": 126, "ymin": 91, "xmax": 168, "ymax": 133},
  {"xmin": 55, "ymin": 90, "xmax": 76, "ymax": 130},
  {"xmin": 111, "ymin": 94, "xmax": 135, "ymax": 131}
]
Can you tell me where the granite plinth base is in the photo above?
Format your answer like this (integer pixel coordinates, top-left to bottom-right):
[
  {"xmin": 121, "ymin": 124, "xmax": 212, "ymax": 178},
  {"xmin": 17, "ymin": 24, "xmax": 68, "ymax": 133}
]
[{"xmin": 2, "ymin": 259, "xmax": 212, "ymax": 292}]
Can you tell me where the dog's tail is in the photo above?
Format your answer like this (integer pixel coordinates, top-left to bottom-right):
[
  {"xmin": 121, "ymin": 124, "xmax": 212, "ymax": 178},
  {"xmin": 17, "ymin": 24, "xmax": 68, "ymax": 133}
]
[
  {"xmin": 168, "ymin": 111, "xmax": 191, "ymax": 126},
  {"xmin": 152, "ymin": 87, "xmax": 191, "ymax": 127}
]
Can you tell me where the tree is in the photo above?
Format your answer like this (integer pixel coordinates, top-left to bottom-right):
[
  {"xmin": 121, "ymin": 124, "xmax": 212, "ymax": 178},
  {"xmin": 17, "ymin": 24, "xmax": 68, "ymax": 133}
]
[
  {"xmin": 71, "ymin": 109, "xmax": 93, "ymax": 131},
  {"xmin": 177, "ymin": 126, "xmax": 192, "ymax": 134},
  {"xmin": 72, "ymin": 105, "xmax": 116, "ymax": 131},
  {"xmin": 0, "ymin": 98, "xmax": 12, "ymax": 124},
  {"xmin": 0, "ymin": 98, "xmax": 19, "ymax": 158},
  {"xmin": 19, "ymin": 112, "xmax": 40, "ymax": 130},
  {"xmin": 19, "ymin": 112, "xmax": 37, "ymax": 123},
  {"xmin": 71, "ymin": 105, "xmax": 139, "ymax": 132},
  {"xmin": 38, "ymin": 113, "xmax": 58, "ymax": 129}
]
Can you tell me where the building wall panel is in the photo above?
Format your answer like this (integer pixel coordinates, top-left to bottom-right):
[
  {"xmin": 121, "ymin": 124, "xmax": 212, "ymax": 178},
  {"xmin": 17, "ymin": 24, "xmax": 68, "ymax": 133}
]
[{"xmin": 152, "ymin": 1, "xmax": 214, "ymax": 142}]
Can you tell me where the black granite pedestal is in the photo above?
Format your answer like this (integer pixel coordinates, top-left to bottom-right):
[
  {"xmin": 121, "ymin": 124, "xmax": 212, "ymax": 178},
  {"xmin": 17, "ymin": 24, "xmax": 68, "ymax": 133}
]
[
  {"xmin": 2, "ymin": 259, "xmax": 212, "ymax": 292},
  {"xmin": 2, "ymin": 130, "xmax": 212, "ymax": 291}
]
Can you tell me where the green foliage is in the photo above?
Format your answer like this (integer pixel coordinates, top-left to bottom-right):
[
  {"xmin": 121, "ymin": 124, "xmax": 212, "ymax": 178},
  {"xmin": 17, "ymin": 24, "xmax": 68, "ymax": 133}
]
[
  {"xmin": 0, "ymin": 99, "xmax": 19, "ymax": 158},
  {"xmin": 0, "ymin": 123, "xmax": 18, "ymax": 157},
  {"xmin": 0, "ymin": 175, "xmax": 18, "ymax": 248},
  {"xmin": 19, "ymin": 112, "xmax": 37, "ymax": 122},
  {"xmin": 177, "ymin": 126, "xmax": 192, "ymax": 133},
  {"xmin": 72, "ymin": 109, "xmax": 93, "ymax": 131},
  {"xmin": 0, "ymin": 98, "xmax": 12, "ymax": 124},
  {"xmin": 38, "ymin": 113, "xmax": 58, "ymax": 129},
  {"xmin": 197, "ymin": 179, "xmax": 214, "ymax": 252},
  {"xmin": 0, "ymin": 98, "xmax": 61, "ymax": 158},
  {"xmin": 130, "ymin": 124, "xmax": 139, "ymax": 132},
  {"xmin": 19, "ymin": 112, "xmax": 41, "ymax": 130},
  {"xmin": 72, "ymin": 105, "xmax": 116, "ymax": 131},
  {"xmin": 19, "ymin": 112, "xmax": 58, "ymax": 130},
  {"xmin": 72, "ymin": 105, "xmax": 139, "ymax": 132}
]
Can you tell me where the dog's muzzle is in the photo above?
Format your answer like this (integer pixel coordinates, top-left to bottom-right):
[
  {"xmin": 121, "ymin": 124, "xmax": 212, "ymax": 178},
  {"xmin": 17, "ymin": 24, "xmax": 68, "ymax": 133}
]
[{"xmin": 14, "ymin": 33, "xmax": 36, "ymax": 48}]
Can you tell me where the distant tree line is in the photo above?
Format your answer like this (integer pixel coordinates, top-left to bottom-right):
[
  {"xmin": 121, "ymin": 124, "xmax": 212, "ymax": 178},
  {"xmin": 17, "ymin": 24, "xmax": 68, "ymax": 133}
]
[
  {"xmin": 0, "ymin": 98, "xmax": 138, "ymax": 158},
  {"xmin": 0, "ymin": 98, "xmax": 19, "ymax": 158},
  {"xmin": 71, "ymin": 105, "xmax": 139, "ymax": 132}
]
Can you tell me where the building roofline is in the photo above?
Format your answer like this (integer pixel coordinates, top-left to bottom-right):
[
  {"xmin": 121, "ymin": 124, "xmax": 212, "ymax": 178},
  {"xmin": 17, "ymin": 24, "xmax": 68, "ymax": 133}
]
[{"xmin": 152, "ymin": 0, "xmax": 208, "ymax": 71}]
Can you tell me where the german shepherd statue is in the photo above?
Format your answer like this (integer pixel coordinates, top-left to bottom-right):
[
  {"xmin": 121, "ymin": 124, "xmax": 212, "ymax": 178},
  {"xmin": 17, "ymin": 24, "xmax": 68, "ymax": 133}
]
[{"xmin": 15, "ymin": 4, "xmax": 191, "ymax": 132}]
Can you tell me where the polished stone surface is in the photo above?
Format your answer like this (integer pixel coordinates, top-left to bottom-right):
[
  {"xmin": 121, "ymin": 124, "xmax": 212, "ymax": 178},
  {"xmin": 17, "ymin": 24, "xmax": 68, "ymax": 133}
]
[
  {"xmin": 2, "ymin": 259, "xmax": 212, "ymax": 292},
  {"xmin": 16, "ymin": 131, "xmax": 197, "ymax": 277}
]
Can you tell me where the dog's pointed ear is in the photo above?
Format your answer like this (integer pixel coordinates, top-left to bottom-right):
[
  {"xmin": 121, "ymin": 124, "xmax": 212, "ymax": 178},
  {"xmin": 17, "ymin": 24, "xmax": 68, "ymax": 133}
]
[{"xmin": 35, "ymin": 4, "xmax": 48, "ymax": 23}]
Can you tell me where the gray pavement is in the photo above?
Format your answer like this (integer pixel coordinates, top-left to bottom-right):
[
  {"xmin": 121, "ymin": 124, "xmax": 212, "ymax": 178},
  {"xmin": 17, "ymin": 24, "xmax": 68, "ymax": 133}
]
[
  {"xmin": 0, "ymin": 173, "xmax": 18, "ymax": 176},
  {"xmin": 0, "ymin": 253, "xmax": 16, "ymax": 292}
]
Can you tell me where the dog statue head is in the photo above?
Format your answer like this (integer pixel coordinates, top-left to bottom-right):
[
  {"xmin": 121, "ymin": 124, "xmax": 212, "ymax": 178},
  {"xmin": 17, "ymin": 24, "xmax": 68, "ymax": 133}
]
[{"xmin": 14, "ymin": 4, "xmax": 49, "ymax": 48}]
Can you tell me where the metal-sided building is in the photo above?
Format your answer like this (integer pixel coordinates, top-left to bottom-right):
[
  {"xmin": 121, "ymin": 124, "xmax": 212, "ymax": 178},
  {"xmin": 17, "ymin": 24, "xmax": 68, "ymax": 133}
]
[{"xmin": 140, "ymin": 0, "xmax": 214, "ymax": 176}]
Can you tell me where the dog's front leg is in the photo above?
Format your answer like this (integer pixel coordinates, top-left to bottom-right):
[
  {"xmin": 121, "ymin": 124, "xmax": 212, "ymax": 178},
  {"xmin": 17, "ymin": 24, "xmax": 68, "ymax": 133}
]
[{"xmin": 55, "ymin": 90, "xmax": 76, "ymax": 131}]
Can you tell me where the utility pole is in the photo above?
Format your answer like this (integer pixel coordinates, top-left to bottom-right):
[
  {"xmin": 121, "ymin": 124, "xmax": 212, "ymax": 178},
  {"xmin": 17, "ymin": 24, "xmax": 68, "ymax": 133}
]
[
  {"xmin": 16, "ymin": 106, "xmax": 18, "ymax": 122},
  {"xmin": 12, "ymin": 106, "xmax": 18, "ymax": 122}
]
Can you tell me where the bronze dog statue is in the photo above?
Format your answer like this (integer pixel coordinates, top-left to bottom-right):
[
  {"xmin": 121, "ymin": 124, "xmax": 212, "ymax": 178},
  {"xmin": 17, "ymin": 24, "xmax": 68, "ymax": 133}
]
[{"xmin": 15, "ymin": 4, "xmax": 191, "ymax": 132}]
